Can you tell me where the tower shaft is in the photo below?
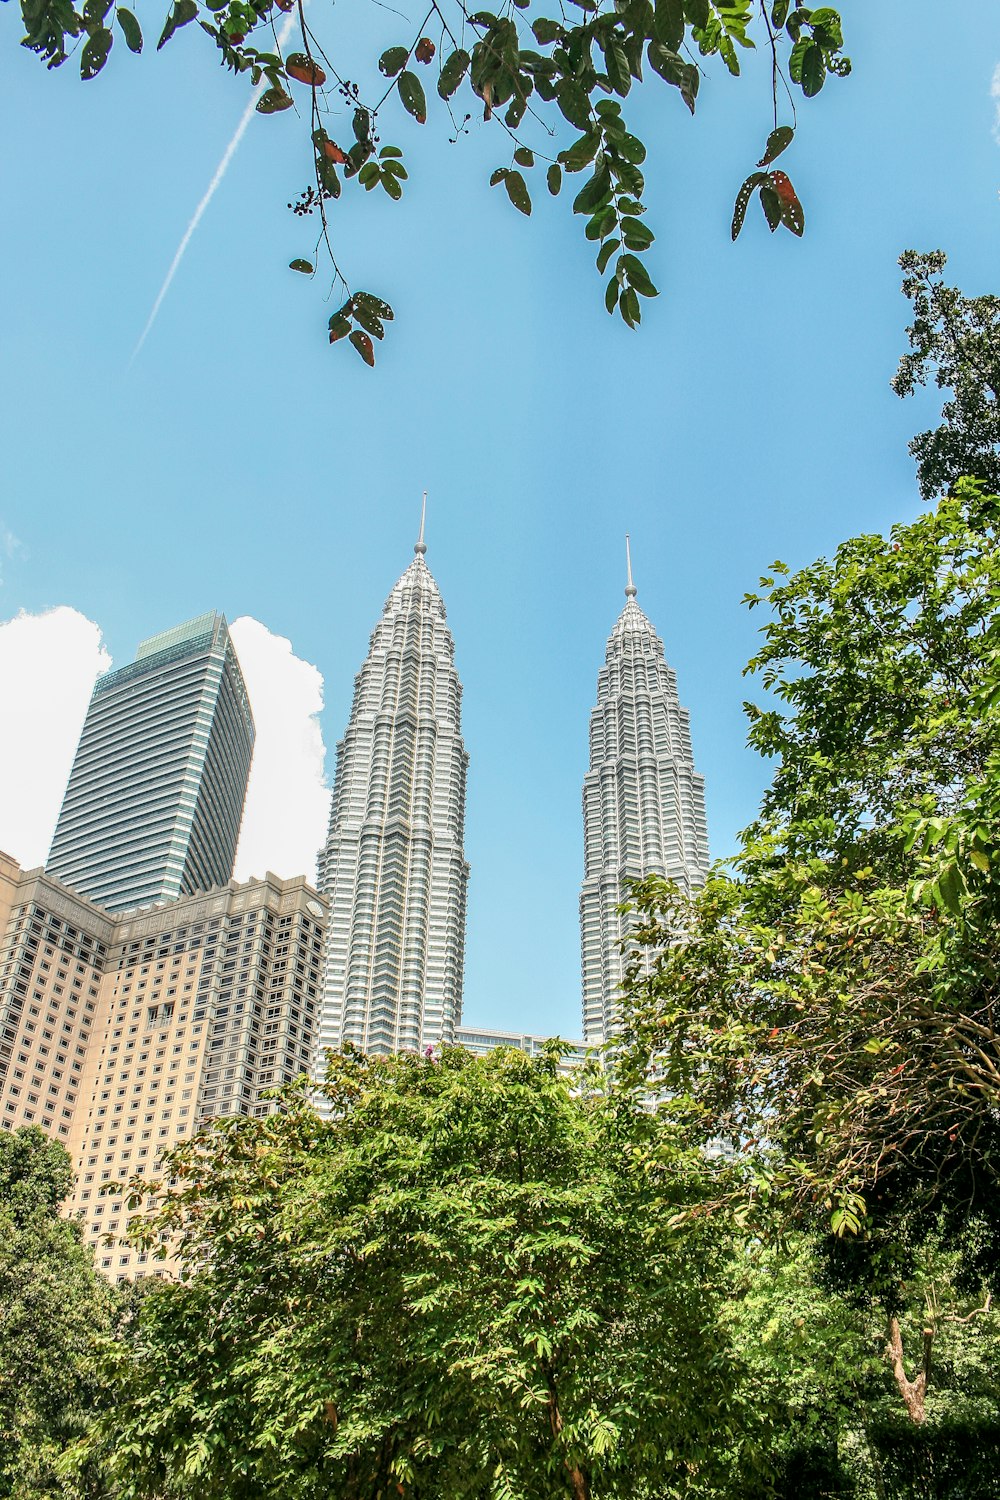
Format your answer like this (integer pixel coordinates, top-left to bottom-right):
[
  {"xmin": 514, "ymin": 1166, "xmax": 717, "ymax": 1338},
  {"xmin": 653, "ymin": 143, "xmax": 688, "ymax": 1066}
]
[
  {"xmin": 316, "ymin": 547, "xmax": 469, "ymax": 1059},
  {"xmin": 580, "ymin": 566, "xmax": 708, "ymax": 1044}
]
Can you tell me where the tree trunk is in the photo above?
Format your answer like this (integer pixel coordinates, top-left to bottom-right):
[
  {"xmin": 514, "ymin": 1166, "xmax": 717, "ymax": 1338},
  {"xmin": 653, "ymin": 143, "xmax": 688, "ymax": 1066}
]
[{"xmin": 885, "ymin": 1316, "xmax": 933, "ymax": 1423}]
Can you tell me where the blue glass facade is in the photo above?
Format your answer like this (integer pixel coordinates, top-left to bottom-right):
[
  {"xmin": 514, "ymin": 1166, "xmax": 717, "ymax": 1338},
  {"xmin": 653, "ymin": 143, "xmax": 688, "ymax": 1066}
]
[{"xmin": 47, "ymin": 613, "xmax": 254, "ymax": 913}]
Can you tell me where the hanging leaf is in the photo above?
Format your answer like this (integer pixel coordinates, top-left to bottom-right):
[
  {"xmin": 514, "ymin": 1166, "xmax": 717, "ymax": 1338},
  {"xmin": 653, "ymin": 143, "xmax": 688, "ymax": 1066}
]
[
  {"xmin": 349, "ymin": 329, "xmax": 376, "ymax": 366},
  {"xmin": 504, "ymin": 170, "xmax": 531, "ymax": 216},
  {"xmin": 437, "ymin": 48, "xmax": 470, "ymax": 98},
  {"xmin": 257, "ymin": 86, "xmax": 293, "ymax": 113},
  {"xmin": 770, "ymin": 170, "xmax": 804, "ymax": 234},
  {"xmin": 760, "ymin": 183, "xmax": 782, "ymax": 231},
  {"xmin": 116, "ymin": 8, "xmax": 143, "ymax": 53},
  {"xmin": 513, "ymin": 146, "xmax": 534, "ymax": 168},
  {"xmin": 80, "ymin": 25, "xmax": 113, "ymax": 78},
  {"xmin": 328, "ymin": 316, "xmax": 352, "ymax": 343},
  {"xmin": 596, "ymin": 236, "xmax": 620, "ymax": 274},
  {"xmin": 415, "ymin": 36, "xmax": 435, "ymax": 64},
  {"xmin": 757, "ymin": 125, "xmax": 794, "ymax": 166},
  {"xmin": 398, "ymin": 71, "xmax": 427, "ymax": 123},
  {"xmin": 157, "ymin": 0, "xmax": 198, "ymax": 51},
  {"xmin": 379, "ymin": 45, "xmax": 409, "ymax": 77},
  {"xmin": 731, "ymin": 171, "xmax": 766, "ymax": 239},
  {"xmin": 653, "ymin": 0, "xmax": 685, "ymax": 51},
  {"xmin": 546, "ymin": 163, "xmax": 562, "ymax": 195},
  {"xmin": 801, "ymin": 41, "xmax": 825, "ymax": 96},
  {"xmin": 289, "ymin": 259, "xmax": 314, "ymax": 273},
  {"xmin": 622, "ymin": 253, "xmax": 658, "ymax": 297},
  {"xmin": 286, "ymin": 53, "xmax": 326, "ymax": 87}
]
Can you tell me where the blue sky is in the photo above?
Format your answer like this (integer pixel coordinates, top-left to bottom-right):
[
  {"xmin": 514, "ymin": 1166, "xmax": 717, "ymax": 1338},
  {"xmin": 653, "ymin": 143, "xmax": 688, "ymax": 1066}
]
[{"xmin": 1, "ymin": 1, "xmax": 998, "ymax": 1039}]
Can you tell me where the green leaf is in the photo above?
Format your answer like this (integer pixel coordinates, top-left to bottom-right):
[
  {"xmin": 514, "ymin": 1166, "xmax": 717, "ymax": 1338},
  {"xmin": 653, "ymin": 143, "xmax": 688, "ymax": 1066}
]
[
  {"xmin": 116, "ymin": 7, "xmax": 143, "ymax": 53},
  {"xmin": 596, "ymin": 237, "xmax": 620, "ymax": 274},
  {"xmin": 80, "ymin": 24, "xmax": 113, "ymax": 78},
  {"xmin": 758, "ymin": 125, "xmax": 794, "ymax": 166},
  {"xmin": 605, "ymin": 275, "xmax": 620, "ymax": 314},
  {"xmin": 532, "ymin": 17, "xmax": 564, "ymax": 43},
  {"xmin": 731, "ymin": 172, "xmax": 765, "ymax": 240},
  {"xmin": 572, "ymin": 165, "xmax": 611, "ymax": 216},
  {"xmin": 257, "ymin": 86, "xmax": 293, "ymax": 113},
  {"xmin": 349, "ymin": 329, "xmax": 376, "ymax": 366},
  {"xmin": 289, "ymin": 259, "xmax": 313, "ymax": 273},
  {"xmin": 380, "ymin": 145, "xmax": 403, "ymax": 159},
  {"xmin": 381, "ymin": 173, "xmax": 403, "ymax": 200},
  {"xmin": 556, "ymin": 80, "xmax": 591, "ymax": 129},
  {"xmin": 438, "ymin": 48, "xmax": 470, "ymax": 98},
  {"xmin": 760, "ymin": 183, "xmax": 781, "ymax": 231},
  {"xmin": 490, "ymin": 167, "xmax": 509, "ymax": 187},
  {"xmin": 622, "ymin": 252, "xmax": 658, "ymax": 297},
  {"xmin": 621, "ymin": 216, "xmax": 654, "ymax": 250},
  {"xmin": 683, "ymin": 0, "xmax": 709, "ymax": 27},
  {"xmin": 317, "ymin": 157, "xmax": 342, "ymax": 197},
  {"xmin": 353, "ymin": 301, "xmax": 385, "ymax": 339},
  {"xmin": 546, "ymin": 163, "xmax": 562, "ymax": 195},
  {"xmin": 801, "ymin": 41, "xmax": 825, "ymax": 96},
  {"xmin": 379, "ymin": 45, "xmax": 409, "ymax": 77},
  {"xmin": 513, "ymin": 146, "xmax": 534, "ymax": 168},
  {"xmin": 157, "ymin": 0, "xmax": 198, "ymax": 51},
  {"xmin": 653, "ymin": 0, "xmax": 685, "ymax": 50},
  {"xmin": 561, "ymin": 131, "xmax": 599, "ymax": 172},
  {"xmin": 504, "ymin": 170, "xmax": 531, "ymax": 215},
  {"xmin": 770, "ymin": 0, "xmax": 790, "ymax": 25},
  {"xmin": 398, "ymin": 70, "xmax": 427, "ymax": 123},
  {"xmin": 646, "ymin": 44, "xmax": 699, "ymax": 112}
]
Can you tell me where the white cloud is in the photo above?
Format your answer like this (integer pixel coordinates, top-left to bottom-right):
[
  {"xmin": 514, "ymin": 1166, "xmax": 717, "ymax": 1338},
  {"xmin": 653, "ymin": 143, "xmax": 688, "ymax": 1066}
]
[
  {"xmin": 0, "ymin": 608, "xmax": 111, "ymax": 869},
  {"xmin": 230, "ymin": 617, "xmax": 330, "ymax": 884},
  {"xmin": 993, "ymin": 62, "xmax": 1000, "ymax": 144},
  {"xmin": 0, "ymin": 608, "xmax": 329, "ymax": 890}
]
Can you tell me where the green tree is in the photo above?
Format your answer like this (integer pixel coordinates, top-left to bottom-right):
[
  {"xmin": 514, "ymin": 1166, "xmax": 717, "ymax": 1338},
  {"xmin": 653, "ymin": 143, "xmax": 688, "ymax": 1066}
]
[
  {"xmin": 0, "ymin": 1127, "xmax": 120, "ymax": 1500},
  {"xmin": 87, "ymin": 1046, "xmax": 762, "ymax": 1499},
  {"xmin": 17, "ymin": 0, "xmax": 851, "ymax": 360},
  {"xmin": 892, "ymin": 251, "xmax": 1000, "ymax": 502}
]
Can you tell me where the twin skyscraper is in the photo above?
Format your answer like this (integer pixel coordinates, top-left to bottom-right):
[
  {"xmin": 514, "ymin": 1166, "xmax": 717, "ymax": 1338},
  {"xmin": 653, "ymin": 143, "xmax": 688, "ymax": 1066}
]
[{"xmin": 32, "ymin": 512, "xmax": 709, "ymax": 1058}]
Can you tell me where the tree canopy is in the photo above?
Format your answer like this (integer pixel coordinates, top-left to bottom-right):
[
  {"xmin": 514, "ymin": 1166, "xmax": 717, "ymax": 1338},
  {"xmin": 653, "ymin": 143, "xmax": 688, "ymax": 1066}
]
[
  {"xmin": 17, "ymin": 0, "xmax": 851, "ymax": 361},
  {"xmin": 0, "ymin": 1128, "xmax": 121, "ymax": 1500},
  {"xmin": 892, "ymin": 250, "xmax": 1000, "ymax": 502},
  {"xmin": 85, "ymin": 1046, "xmax": 762, "ymax": 1499}
]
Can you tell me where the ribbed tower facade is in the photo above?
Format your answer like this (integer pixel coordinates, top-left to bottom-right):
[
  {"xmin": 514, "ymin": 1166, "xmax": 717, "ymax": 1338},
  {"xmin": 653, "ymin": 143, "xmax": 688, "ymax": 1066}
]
[
  {"xmin": 47, "ymin": 613, "xmax": 254, "ymax": 914},
  {"xmin": 580, "ymin": 544, "xmax": 709, "ymax": 1044},
  {"xmin": 316, "ymin": 521, "xmax": 469, "ymax": 1059}
]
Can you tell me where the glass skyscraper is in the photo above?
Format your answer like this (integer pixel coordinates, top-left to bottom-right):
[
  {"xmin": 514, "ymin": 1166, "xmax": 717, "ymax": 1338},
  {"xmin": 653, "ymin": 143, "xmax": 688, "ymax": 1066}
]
[
  {"xmin": 580, "ymin": 543, "xmax": 709, "ymax": 1044},
  {"xmin": 315, "ymin": 520, "xmax": 469, "ymax": 1058},
  {"xmin": 47, "ymin": 612, "xmax": 255, "ymax": 913}
]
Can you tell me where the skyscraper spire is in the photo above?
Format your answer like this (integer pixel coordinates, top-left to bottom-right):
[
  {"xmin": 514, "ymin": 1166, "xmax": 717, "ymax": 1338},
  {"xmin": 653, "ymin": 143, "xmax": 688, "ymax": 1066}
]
[
  {"xmin": 315, "ymin": 517, "xmax": 469, "ymax": 1059},
  {"xmin": 625, "ymin": 533, "xmax": 637, "ymax": 598},
  {"xmin": 415, "ymin": 491, "xmax": 427, "ymax": 556},
  {"xmin": 579, "ymin": 563, "xmax": 709, "ymax": 1044}
]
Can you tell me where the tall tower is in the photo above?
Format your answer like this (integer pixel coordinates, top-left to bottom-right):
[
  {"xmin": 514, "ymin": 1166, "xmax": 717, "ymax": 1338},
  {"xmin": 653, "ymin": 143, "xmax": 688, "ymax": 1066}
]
[
  {"xmin": 580, "ymin": 540, "xmax": 709, "ymax": 1044},
  {"xmin": 316, "ymin": 506, "xmax": 470, "ymax": 1059},
  {"xmin": 47, "ymin": 613, "xmax": 254, "ymax": 913}
]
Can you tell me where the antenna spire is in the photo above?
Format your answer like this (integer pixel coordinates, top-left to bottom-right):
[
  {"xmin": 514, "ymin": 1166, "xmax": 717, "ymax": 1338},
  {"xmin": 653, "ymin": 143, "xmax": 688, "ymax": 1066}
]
[
  {"xmin": 625, "ymin": 533, "xmax": 637, "ymax": 598},
  {"xmin": 415, "ymin": 491, "xmax": 427, "ymax": 556}
]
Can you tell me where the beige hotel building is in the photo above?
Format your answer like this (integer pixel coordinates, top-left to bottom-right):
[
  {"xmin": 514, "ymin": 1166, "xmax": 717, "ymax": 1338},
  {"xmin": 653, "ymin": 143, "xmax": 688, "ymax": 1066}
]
[{"xmin": 0, "ymin": 849, "xmax": 326, "ymax": 1279}]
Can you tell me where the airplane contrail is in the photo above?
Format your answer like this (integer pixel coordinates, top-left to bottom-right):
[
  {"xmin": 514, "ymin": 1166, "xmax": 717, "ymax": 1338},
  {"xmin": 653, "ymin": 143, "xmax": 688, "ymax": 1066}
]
[{"xmin": 131, "ymin": 10, "xmax": 299, "ymax": 363}]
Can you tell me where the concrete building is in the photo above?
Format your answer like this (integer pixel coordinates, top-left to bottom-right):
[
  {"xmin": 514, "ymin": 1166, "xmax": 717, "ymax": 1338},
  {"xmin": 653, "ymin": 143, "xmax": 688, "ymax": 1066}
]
[
  {"xmin": 47, "ymin": 613, "xmax": 254, "ymax": 913},
  {"xmin": 455, "ymin": 1024, "xmax": 588, "ymax": 1074},
  {"xmin": 0, "ymin": 851, "xmax": 325, "ymax": 1279},
  {"xmin": 580, "ymin": 541, "xmax": 709, "ymax": 1045},
  {"xmin": 315, "ymin": 507, "xmax": 470, "ymax": 1059}
]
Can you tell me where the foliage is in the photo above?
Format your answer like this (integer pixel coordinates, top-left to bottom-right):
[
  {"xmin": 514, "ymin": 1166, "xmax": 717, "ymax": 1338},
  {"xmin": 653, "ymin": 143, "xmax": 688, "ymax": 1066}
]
[
  {"xmin": 16, "ymin": 0, "xmax": 852, "ymax": 361},
  {"xmin": 84, "ymin": 1046, "xmax": 761, "ymax": 1499},
  {"xmin": 621, "ymin": 478, "xmax": 1000, "ymax": 1228},
  {"xmin": 893, "ymin": 251, "xmax": 1000, "ymax": 502},
  {"xmin": 0, "ymin": 1128, "xmax": 120, "ymax": 1500}
]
